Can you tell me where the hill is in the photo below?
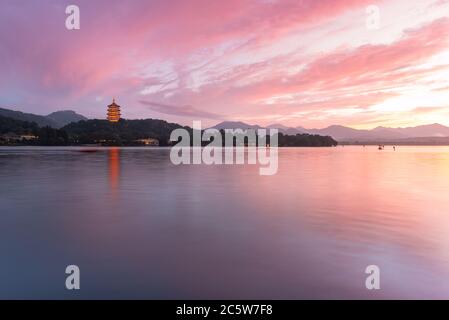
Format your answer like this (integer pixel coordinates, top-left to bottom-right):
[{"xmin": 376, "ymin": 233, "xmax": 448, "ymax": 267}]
[
  {"xmin": 212, "ymin": 121, "xmax": 263, "ymax": 130},
  {"xmin": 62, "ymin": 119, "xmax": 189, "ymax": 146},
  {"xmin": 0, "ymin": 107, "xmax": 87, "ymax": 128},
  {"xmin": 213, "ymin": 121, "xmax": 449, "ymax": 143},
  {"xmin": 0, "ymin": 115, "xmax": 69, "ymax": 145},
  {"xmin": 307, "ymin": 123, "xmax": 449, "ymax": 141},
  {"xmin": 0, "ymin": 116, "xmax": 337, "ymax": 147},
  {"xmin": 46, "ymin": 110, "xmax": 87, "ymax": 127},
  {"xmin": 0, "ymin": 115, "xmax": 39, "ymax": 135},
  {"xmin": 0, "ymin": 107, "xmax": 59, "ymax": 128}
]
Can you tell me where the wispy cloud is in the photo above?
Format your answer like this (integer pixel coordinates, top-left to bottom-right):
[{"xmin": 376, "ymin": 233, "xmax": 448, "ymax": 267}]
[
  {"xmin": 1, "ymin": 1, "xmax": 449, "ymax": 128},
  {"xmin": 139, "ymin": 100, "xmax": 223, "ymax": 120}
]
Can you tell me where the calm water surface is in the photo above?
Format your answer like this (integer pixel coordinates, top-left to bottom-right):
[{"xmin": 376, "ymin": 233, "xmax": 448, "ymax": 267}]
[{"xmin": 1, "ymin": 146, "xmax": 449, "ymax": 299}]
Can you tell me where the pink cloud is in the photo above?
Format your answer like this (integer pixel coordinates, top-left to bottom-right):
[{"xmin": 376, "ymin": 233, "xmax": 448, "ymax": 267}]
[
  {"xmin": 0, "ymin": 1, "xmax": 375, "ymax": 100},
  {"xmin": 232, "ymin": 17, "xmax": 449, "ymax": 101},
  {"xmin": 1, "ymin": 0, "xmax": 448, "ymax": 128}
]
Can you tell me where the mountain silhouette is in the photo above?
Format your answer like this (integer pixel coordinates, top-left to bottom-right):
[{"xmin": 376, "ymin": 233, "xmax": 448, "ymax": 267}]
[
  {"xmin": 46, "ymin": 110, "xmax": 87, "ymax": 127},
  {"xmin": 212, "ymin": 121, "xmax": 449, "ymax": 142},
  {"xmin": 0, "ymin": 107, "xmax": 87, "ymax": 128}
]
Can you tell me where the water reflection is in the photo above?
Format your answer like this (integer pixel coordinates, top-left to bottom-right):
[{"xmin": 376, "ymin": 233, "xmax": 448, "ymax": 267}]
[
  {"xmin": 1, "ymin": 146, "xmax": 449, "ymax": 299},
  {"xmin": 108, "ymin": 148, "xmax": 120, "ymax": 196}
]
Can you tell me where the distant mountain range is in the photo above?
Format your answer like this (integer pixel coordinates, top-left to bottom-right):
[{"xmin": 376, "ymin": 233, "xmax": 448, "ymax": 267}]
[
  {"xmin": 3, "ymin": 106, "xmax": 449, "ymax": 144},
  {"xmin": 0, "ymin": 107, "xmax": 87, "ymax": 128},
  {"xmin": 212, "ymin": 121, "xmax": 449, "ymax": 144}
]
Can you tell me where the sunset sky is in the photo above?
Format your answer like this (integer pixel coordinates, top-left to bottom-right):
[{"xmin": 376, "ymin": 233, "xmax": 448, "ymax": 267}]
[{"xmin": 1, "ymin": 0, "xmax": 449, "ymax": 128}]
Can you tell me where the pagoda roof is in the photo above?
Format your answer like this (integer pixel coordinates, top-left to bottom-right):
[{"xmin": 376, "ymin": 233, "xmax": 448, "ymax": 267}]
[{"xmin": 107, "ymin": 98, "xmax": 120, "ymax": 107}]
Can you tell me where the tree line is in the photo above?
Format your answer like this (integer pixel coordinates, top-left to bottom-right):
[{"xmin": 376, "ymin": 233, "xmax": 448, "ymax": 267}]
[{"xmin": 0, "ymin": 116, "xmax": 337, "ymax": 147}]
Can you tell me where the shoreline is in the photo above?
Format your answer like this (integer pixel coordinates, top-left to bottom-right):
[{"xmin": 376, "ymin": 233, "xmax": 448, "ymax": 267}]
[{"xmin": 3, "ymin": 145, "xmax": 449, "ymax": 149}]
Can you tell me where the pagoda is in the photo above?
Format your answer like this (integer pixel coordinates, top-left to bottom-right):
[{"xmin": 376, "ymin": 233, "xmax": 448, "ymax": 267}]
[{"xmin": 107, "ymin": 98, "xmax": 121, "ymax": 123}]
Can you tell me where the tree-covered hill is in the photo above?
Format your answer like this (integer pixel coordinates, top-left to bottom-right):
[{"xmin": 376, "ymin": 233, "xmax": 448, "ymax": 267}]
[
  {"xmin": 0, "ymin": 107, "xmax": 59, "ymax": 128},
  {"xmin": 0, "ymin": 115, "xmax": 39, "ymax": 135},
  {"xmin": 0, "ymin": 115, "xmax": 69, "ymax": 145},
  {"xmin": 1, "ymin": 115, "xmax": 337, "ymax": 147},
  {"xmin": 62, "ymin": 119, "xmax": 190, "ymax": 146}
]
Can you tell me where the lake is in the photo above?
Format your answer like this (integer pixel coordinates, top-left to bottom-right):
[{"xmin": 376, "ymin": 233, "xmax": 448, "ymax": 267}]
[{"xmin": 1, "ymin": 146, "xmax": 449, "ymax": 299}]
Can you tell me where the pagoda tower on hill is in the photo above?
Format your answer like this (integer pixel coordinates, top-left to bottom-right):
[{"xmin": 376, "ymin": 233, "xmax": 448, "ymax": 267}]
[{"xmin": 107, "ymin": 98, "xmax": 121, "ymax": 123}]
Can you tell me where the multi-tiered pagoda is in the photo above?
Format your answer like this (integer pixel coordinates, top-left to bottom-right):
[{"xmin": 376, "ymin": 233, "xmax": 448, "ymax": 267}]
[{"xmin": 107, "ymin": 98, "xmax": 121, "ymax": 123}]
